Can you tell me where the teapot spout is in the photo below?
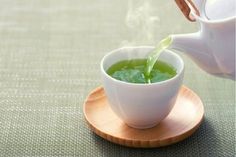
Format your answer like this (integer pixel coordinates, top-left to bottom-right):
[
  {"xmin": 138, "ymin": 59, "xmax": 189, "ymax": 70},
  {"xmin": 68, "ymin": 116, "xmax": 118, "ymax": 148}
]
[
  {"xmin": 170, "ymin": 32, "xmax": 204, "ymax": 54},
  {"xmin": 169, "ymin": 32, "xmax": 226, "ymax": 77},
  {"xmin": 169, "ymin": 32, "xmax": 213, "ymax": 66}
]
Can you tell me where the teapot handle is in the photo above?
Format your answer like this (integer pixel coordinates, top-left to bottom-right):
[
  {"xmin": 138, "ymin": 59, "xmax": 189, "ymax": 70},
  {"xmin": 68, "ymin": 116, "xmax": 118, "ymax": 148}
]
[{"xmin": 175, "ymin": 0, "xmax": 200, "ymax": 22}]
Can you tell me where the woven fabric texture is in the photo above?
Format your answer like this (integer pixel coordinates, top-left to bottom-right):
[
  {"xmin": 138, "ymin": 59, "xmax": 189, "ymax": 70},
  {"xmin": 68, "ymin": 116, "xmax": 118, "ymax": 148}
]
[{"xmin": 0, "ymin": 0, "xmax": 235, "ymax": 156}]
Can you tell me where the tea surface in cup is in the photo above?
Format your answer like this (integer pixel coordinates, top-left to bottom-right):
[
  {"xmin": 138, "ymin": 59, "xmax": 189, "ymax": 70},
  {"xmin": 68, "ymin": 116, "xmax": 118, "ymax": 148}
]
[{"xmin": 106, "ymin": 59, "xmax": 176, "ymax": 84}]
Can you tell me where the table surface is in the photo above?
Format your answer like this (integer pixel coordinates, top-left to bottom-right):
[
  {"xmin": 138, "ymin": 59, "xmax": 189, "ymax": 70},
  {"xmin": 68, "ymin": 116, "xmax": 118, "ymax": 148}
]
[{"xmin": 0, "ymin": 0, "xmax": 235, "ymax": 157}]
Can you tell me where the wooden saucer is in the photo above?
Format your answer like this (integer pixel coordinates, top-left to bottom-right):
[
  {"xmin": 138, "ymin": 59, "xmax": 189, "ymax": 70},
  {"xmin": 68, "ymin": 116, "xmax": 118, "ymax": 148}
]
[{"xmin": 83, "ymin": 86, "xmax": 204, "ymax": 148}]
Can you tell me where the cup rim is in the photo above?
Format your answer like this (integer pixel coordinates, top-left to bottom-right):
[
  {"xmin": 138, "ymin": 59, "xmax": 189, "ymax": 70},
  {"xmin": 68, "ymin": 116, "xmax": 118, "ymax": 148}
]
[{"xmin": 101, "ymin": 46, "xmax": 184, "ymax": 86}]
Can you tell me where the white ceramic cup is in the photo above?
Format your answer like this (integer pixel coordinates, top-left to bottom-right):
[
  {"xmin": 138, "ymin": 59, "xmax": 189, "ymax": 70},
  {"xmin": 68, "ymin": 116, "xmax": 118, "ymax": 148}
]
[{"xmin": 100, "ymin": 46, "xmax": 184, "ymax": 129}]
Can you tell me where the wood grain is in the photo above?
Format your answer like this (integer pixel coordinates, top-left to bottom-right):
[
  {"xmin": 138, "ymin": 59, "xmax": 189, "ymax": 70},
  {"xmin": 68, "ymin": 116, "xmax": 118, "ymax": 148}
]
[{"xmin": 83, "ymin": 86, "xmax": 204, "ymax": 148}]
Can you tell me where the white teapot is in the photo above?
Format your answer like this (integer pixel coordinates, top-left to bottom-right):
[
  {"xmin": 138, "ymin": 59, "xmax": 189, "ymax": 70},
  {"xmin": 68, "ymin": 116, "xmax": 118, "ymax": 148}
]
[{"xmin": 171, "ymin": 0, "xmax": 235, "ymax": 79}]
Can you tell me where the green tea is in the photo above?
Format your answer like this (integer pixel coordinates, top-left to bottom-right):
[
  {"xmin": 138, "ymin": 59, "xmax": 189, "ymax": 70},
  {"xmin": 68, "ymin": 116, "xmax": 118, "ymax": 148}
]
[
  {"xmin": 106, "ymin": 59, "xmax": 176, "ymax": 84},
  {"xmin": 106, "ymin": 36, "xmax": 174, "ymax": 84},
  {"xmin": 145, "ymin": 36, "xmax": 172, "ymax": 76}
]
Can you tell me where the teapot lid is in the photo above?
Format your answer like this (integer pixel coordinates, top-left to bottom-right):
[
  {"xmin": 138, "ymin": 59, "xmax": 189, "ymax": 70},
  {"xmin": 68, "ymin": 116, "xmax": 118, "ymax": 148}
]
[
  {"xmin": 175, "ymin": 0, "xmax": 236, "ymax": 22},
  {"xmin": 204, "ymin": 0, "xmax": 236, "ymax": 20}
]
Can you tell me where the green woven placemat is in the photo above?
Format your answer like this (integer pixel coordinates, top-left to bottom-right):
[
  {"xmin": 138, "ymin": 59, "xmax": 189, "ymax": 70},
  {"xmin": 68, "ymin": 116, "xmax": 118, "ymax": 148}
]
[{"xmin": 0, "ymin": 0, "xmax": 235, "ymax": 156}]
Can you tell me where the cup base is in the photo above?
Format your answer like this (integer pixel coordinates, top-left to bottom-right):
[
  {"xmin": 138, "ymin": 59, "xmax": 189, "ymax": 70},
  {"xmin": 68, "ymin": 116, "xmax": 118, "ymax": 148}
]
[{"xmin": 125, "ymin": 122, "xmax": 159, "ymax": 129}]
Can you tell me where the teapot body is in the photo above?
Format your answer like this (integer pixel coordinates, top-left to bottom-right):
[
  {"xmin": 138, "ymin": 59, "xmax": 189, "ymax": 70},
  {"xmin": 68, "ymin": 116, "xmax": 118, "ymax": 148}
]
[
  {"xmin": 200, "ymin": 18, "xmax": 235, "ymax": 79},
  {"xmin": 172, "ymin": 0, "xmax": 235, "ymax": 79}
]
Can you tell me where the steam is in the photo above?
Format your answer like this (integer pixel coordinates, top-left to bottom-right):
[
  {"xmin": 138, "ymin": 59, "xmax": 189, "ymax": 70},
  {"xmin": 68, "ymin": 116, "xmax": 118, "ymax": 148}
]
[{"xmin": 121, "ymin": 0, "xmax": 161, "ymax": 46}]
